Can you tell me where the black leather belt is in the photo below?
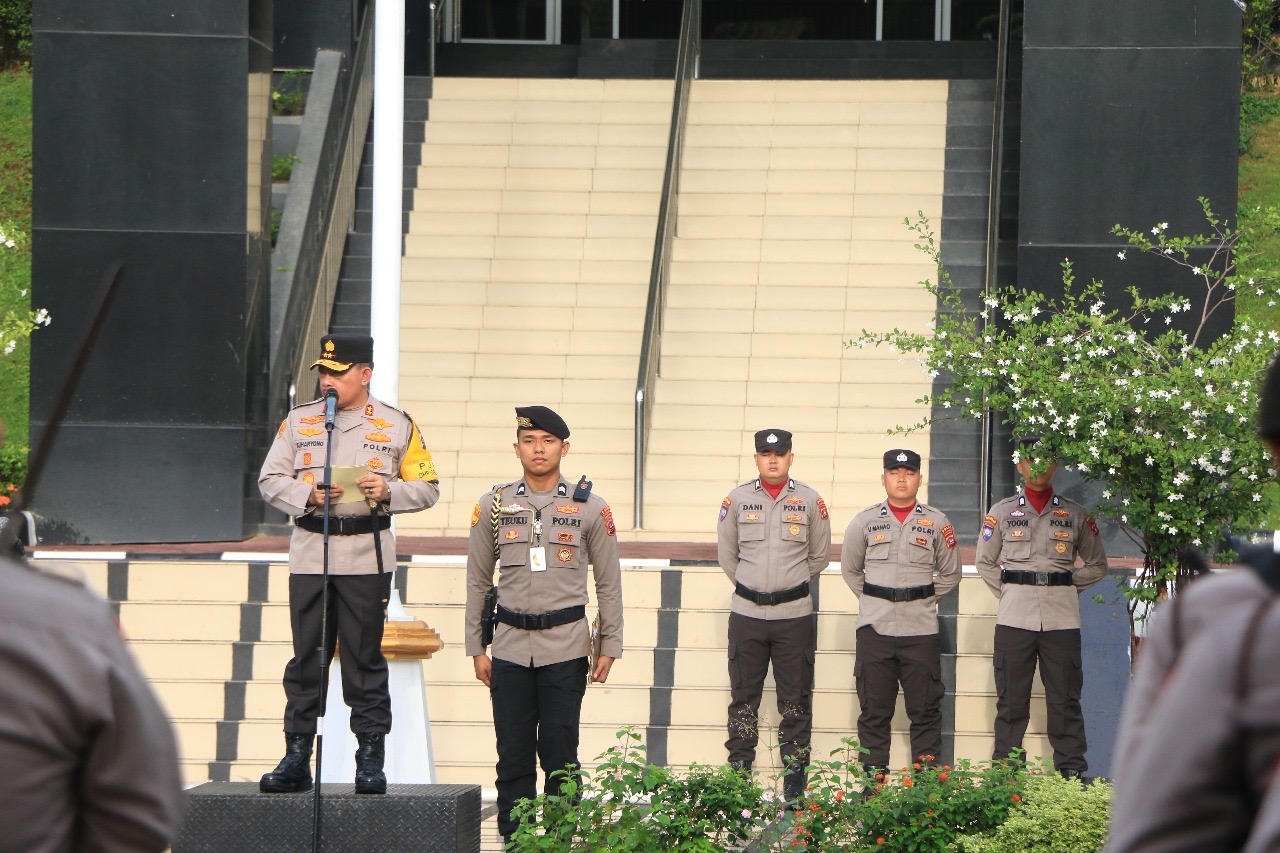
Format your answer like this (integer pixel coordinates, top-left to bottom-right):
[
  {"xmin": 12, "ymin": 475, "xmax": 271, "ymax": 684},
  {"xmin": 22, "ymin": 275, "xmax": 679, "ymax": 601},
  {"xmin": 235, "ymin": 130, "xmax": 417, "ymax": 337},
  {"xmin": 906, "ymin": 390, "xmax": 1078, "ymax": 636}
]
[
  {"xmin": 496, "ymin": 604, "xmax": 586, "ymax": 631},
  {"xmin": 1001, "ymin": 569, "xmax": 1072, "ymax": 587},
  {"xmin": 295, "ymin": 514, "xmax": 391, "ymax": 536},
  {"xmin": 734, "ymin": 581, "xmax": 811, "ymax": 606},
  {"xmin": 864, "ymin": 581, "xmax": 935, "ymax": 602}
]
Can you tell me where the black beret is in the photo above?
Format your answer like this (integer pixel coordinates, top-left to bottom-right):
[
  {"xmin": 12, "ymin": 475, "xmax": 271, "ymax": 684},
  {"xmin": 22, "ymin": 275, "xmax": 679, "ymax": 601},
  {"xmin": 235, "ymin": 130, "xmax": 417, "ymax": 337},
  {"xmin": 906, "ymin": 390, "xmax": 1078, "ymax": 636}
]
[
  {"xmin": 311, "ymin": 334, "xmax": 374, "ymax": 371},
  {"xmin": 754, "ymin": 429, "xmax": 792, "ymax": 454},
  {"xmin": 883, "ymin": 449, "xmax": 921, "ymax": 471},
  {"xmin": 515, "ymin": 405, "xmax": 570, "ymax": 440},
  {"xmin": 1260, "ymin": 354, "xmax": 1280, "ymax": 441}
]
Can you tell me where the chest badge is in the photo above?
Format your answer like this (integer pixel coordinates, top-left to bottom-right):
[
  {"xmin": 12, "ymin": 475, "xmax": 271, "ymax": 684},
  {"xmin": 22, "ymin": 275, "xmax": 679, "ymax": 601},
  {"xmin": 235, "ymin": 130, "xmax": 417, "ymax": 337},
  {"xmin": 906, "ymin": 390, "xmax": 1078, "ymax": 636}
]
[
  {"xmin": 365, "ymin": 432, "xmax": 391, "ymax": 442},
  {"xmin": 302, "ymin": 452, "xmax": 312, "ymax": 466},
  {"xmin": 1055, "ymin": 542, "xmax": 1068, "ymax": 554},
  {"xmin": 558, "ymin": 548, "xmax": 573, "ymax": 563},
  {"xmin": 789, "ymin": 524, "xmax": 801, "ymax": 536},
  {"xmin": 505, "ymin": 529, "xmax": 520, "ymax": 541},
  {"xmin": 298, "ymin": 414, "xmax": 324, "ymax": 425},
  {"xmin": 298, "ymin": 428, "xmax": 322, "ymax": 437},
  {"xmin": 366, "ymin": 458, "xmax": 384, "ymax": 470}
]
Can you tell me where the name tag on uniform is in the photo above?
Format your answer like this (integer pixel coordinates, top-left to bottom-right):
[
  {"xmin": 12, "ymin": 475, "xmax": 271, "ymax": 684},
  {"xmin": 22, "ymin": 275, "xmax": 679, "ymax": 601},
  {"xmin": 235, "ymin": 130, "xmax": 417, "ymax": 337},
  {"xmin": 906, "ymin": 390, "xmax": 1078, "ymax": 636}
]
[{"xmin": 530, "ymin": 547, "xmax": 547, "ymax": 572}]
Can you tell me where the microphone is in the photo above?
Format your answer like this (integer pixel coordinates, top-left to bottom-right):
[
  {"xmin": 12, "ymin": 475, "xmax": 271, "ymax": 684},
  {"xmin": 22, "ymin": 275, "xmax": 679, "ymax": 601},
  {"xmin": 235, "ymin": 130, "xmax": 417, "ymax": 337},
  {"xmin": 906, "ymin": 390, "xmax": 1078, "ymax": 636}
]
[{"xmin": 323, "ymin": 388, "xmax": 338, "ymax": 430}]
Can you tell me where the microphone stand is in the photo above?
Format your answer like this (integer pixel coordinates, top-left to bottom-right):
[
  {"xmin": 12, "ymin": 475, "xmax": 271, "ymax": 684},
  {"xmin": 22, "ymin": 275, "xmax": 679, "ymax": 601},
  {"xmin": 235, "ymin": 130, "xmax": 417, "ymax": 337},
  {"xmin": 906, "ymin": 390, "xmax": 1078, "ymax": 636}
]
[{"xmin": 311, "ymin": 390, "xmax": 338, "ymax": 853}]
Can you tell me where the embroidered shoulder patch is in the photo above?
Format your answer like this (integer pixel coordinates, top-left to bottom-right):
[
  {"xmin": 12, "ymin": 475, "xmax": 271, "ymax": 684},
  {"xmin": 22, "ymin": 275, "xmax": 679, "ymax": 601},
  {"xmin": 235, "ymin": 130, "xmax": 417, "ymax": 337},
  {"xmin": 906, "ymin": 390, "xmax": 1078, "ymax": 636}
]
[
  {"xmin": 1086, "ymin": 516, "xmax": 1099, "ymax": 536},
  {"xmin": 816, "ymin": 498, "xmax": 829, "ymax": 520},
  {"xmin": 470, "ymin": 503, "xmax": 482, "ymax": 527},
  {"xmin": 941, "ymin": 524, "xmax": 956, "ymax": 549},
  {"xmin": 601, "ymin": 505, "xmax": 616, "ymax": 536}
]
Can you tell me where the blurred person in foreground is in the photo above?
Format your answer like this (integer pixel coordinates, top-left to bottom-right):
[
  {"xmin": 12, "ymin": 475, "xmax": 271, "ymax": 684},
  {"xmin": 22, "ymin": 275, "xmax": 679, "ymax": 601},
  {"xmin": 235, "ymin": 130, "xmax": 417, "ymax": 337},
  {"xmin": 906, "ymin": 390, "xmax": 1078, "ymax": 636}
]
[
  {"xmin": 0, "ymin": 414, "xmax": 183, "ymax": 851},
  {"xmin": 1106, "ymin": 353, "xmax": 1280, "ymax": 852}
]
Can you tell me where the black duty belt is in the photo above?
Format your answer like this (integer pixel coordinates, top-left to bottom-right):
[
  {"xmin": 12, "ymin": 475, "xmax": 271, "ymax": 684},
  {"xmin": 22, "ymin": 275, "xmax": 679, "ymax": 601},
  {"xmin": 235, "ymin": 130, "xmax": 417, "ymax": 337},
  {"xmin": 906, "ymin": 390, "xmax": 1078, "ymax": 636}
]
[
  {"xmin": 734, "ymin": 581, "xmax": 811, "ymax": 607},
  {"xmin": 496, "ymin": 604, "xmax": 586, "ymax": 631},
  {"xmin": 864, "ymin": 581, "xmax": 935, "ymax": 603},
  {"xmin": 1001, "ymin": 569, "xmax": 1072, "ymax": 587},
  {"xmin": 295, "ymin": 514, "xmax": 392, "ymax": 536}
]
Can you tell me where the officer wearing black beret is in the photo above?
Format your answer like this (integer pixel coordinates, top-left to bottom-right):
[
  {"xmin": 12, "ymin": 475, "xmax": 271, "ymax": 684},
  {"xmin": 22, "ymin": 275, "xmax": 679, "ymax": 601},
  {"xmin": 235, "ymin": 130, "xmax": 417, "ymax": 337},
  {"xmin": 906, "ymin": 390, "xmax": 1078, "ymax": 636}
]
[
  {"xmin": 717, "ymin": 429, "xmax": 831, "ymax": 801},
  {"xmin": 464, "ymin": 406, "xmax": 624, "ymax": 845}
]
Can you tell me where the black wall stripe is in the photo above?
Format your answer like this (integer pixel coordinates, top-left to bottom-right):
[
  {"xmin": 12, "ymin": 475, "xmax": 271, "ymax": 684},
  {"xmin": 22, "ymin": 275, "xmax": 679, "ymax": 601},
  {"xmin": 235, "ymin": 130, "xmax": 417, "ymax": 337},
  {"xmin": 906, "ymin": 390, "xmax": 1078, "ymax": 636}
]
[
  {"xmin": 212, "ymin": 560, "xmax": 272, "ymax": 782},
  {"xmin": 107, "ymin": 559, "xmax": 128, "ymax": 616},
  {"xmin": 645, "ymin": 568, "xmax": 682, "ymax": 766}
]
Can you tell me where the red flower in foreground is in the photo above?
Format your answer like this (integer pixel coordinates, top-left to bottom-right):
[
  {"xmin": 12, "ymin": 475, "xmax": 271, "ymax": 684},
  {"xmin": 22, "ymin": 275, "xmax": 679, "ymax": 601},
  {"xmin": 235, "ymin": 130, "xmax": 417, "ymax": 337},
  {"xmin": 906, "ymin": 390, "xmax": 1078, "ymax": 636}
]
[
  {"xmin": 903, "ymin": 778, "xmax": 914, "ymax": 788},
  {"xmin": 1012, "ymin": 794, "xmax": 1021, "ymax": 802},
  {"xmin": 938, "ymin": 773, "xmax": 949, "ymax": 782},
  {"xmin": 876, "ymin": 839, "xmax": 885, "ymax": 846},
  {"xmin": 834, "ymin": 790, "xmax": 844, "ymax": 802}
]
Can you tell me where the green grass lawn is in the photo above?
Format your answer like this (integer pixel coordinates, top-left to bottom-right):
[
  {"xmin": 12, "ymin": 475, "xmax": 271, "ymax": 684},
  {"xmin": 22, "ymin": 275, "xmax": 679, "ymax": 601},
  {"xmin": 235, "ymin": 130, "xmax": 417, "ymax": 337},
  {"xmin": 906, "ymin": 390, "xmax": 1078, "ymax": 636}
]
[{"xmin": 0, "ymin": 66, "xmax": 30, "ymax": 450}]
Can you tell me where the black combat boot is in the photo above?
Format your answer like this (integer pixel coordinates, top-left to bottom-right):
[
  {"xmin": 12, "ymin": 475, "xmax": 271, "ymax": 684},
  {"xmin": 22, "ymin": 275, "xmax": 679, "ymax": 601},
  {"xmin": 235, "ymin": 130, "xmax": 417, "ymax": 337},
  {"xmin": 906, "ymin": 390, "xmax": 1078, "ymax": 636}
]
[
  {"xmin": 783, "ymin": 760, "xmax": 807, "ymax": 805},
  {"xmin": 729, "ymin": 759, "xmax": 752, "ymax": 779},
  {"xmin": 260, "ymin": 733, "xmax": 314, "ymax": 793},
  {"xmin": 354, "ymin": 732, "xmax": 388, "ymax": 794}
]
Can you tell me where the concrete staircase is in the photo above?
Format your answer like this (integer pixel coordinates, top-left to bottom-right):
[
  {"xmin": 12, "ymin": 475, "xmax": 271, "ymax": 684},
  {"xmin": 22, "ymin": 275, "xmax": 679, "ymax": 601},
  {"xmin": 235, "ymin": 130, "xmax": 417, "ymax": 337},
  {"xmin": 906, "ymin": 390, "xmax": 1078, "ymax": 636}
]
[
  {"xmin": 642, "ymin": 79, "xmax": 949, "ymax": 538},
  {"xmin": 391, "ymin": 77, "xmax": 958, "ymax": 540},
  {"xmin": 53, "ymin": 555, "xmax": 1059, "ymax": 789},
  {"xmin": 396, "ymin": 77, "xmax": 675, "ymax": 535}
]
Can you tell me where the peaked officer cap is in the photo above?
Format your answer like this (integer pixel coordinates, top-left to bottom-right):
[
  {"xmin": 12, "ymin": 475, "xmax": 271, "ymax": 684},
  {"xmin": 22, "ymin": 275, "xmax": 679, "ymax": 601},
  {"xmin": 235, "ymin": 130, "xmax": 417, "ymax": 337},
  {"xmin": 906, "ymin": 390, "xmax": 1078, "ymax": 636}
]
[
  {"xmin": 754, "ymin": 429, "xmax": 792, "ymax": 454},
  {"xmin": 883, "ymin": 449, "xmax": 922, "ymax": 471},
  {"xmin": 515, "ymin": 406, "xmax": 570, "ymax": 440},
  {"xmin": 311, "ymin": 334, "xmax": 373, "ymax": 371}
]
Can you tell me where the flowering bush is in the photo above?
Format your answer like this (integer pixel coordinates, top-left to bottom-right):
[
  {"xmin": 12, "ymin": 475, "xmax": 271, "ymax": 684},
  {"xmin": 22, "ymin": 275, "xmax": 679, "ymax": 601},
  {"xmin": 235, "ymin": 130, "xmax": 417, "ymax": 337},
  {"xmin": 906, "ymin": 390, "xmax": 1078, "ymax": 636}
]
[
  {"xmin": 853, "ymin": 201, "xmax": 1280, "ymax": 630},
  {"xmin": 788, "ymin": 737, "xmax": 1033, "ymax": 852},
  {"xmin": 0, "ymin": 222, "xmax": 46, "ymax": 356},
  {"xmin": 510, "ymin": 727, "xmax": 768, "ymax": 851}
]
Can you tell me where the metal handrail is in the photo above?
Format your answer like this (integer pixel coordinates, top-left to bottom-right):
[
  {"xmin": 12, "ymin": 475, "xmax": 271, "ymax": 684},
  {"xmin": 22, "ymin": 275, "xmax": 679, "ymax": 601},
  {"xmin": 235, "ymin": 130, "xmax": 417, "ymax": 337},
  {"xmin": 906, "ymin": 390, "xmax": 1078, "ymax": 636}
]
[
  {"xmin": 977, "ymin": 0, "xmax": 1013, "ymax": 513},
  {"xmin": 633, "ymin": 0, "xmax": 702, "ymax": 529},
  {"xmin": 268, "ymin": 1, "xmax": 376, "ymax": 425}
]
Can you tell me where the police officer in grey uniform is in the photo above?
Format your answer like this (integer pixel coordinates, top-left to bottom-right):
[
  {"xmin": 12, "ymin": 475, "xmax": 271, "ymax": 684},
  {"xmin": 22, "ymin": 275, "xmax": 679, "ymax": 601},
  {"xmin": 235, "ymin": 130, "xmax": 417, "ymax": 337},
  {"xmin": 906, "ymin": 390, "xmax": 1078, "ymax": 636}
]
[
  {"xmin": 841, "ymin": 449, "xmax": 961, "ymax": 773},
  {"xmin": 975, "ymin": 438, "xmax": 1108, "ymax": 777},
  {"xmin": 465, "ymin": 406, "xmax": 624, "ymax": 845},
  {"xmin": 1105, "ymin": 352, "xmax": 1280, "ymax": 851},
  {"xmin": 0, "ymin": 555, "xmax": 184, "ymax": 852},
  {"xmin": 258, "ymin": 333, "xmax": 441, "ymax": 795},
  {"xmin": 717, "ymin": 429, "xmax": 832, "ymax": 801}
]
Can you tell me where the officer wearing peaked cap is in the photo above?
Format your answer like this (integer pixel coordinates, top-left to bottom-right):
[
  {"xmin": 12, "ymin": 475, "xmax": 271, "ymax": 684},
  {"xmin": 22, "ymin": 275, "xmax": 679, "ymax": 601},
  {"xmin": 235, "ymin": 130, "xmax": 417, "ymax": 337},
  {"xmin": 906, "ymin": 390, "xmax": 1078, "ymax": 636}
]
[
  {"xmin": 258, "ymin": 333, "xmax": 441, "ymax": 795},
  {"xmin": 975, "ymin": 437, "xmax": 1107, "ymax": 778},
  {"xmin": 717, "ymin": 429, "xmax": 832, "ymax": 802},
  {"xmin": 465, "ymin": 406, "xmax": 624, "ymax": 845},
  {"xmin": 842, "ymin": 449, "xmax": 960, "ymax": 773},
  {"xmin": 1105, "ymin": 353, "xmax": 1280, "ymax": 852}
]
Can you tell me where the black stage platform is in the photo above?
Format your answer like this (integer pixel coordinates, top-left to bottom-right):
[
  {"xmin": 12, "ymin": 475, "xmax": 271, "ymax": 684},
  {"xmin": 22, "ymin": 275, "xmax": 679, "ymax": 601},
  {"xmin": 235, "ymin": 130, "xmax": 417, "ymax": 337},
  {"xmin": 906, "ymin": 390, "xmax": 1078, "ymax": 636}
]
[{"xmin": 175, "ymin": 782, "xmax": 481, "ymax": 852}]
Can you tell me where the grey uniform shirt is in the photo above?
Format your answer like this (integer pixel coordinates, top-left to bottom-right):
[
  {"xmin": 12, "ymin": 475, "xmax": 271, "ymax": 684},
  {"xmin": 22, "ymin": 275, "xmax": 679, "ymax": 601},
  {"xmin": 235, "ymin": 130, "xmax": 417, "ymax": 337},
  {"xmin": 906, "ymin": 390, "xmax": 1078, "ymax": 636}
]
[
  {"xmin": 841, "ymin": 502, "xmax": 961, "ymax": 636},
  {"xmin": 259, "ymin": 396, "xmax": 441, "ymax": 575},
  {"xmin": 975, "ymin": 493, "xmax": 1109, "ymax": 631},
  {"xmin": 1106, "ymin": 599, "xmax": 1280, "ymax": 852},
  {"xmin": 464, "ymin": 478, "xmax": 624, "ymax": 667},
  {"xmin": 716, "ymin": 478, "xmax": 832, "ymax": 621},
  {"xmin": 0, "ymin": 557, "xmax": 184, "ymax": 853},
  {"xmin": 1111, "ymin": 567, "xmax": 1266, "ymax": 788}
]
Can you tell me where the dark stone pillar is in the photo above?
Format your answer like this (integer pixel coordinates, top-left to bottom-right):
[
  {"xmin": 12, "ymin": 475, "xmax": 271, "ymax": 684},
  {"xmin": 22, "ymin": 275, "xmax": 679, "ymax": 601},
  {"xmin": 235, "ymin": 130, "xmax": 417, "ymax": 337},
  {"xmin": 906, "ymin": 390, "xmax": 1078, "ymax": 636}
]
[
  {"xmin": 1018, "ymin": 0, "xmax": 1241, "ymax": 340},
  {"xmin": 31, "ymin": 2, "xmax": 273, "ymax": 543}
]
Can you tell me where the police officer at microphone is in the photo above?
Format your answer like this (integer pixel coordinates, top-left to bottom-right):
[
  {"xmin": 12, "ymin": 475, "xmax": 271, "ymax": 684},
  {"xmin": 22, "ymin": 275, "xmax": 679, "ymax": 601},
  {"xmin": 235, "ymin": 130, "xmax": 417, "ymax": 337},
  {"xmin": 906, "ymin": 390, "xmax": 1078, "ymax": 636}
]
[
  {"xmin": 465, "ymin": 406, "xmax": 624, "ymax": 846},
  {"xmin": 717, "ymin": 428, "xmax": 832, "ymax": 802},
  {"xmin": 258, "ymin": 333, "xmax": 440, "ymax": 795},
  {"xmin": 975, "ymin": 437, "xmax": 1107, "ymax": 778},
  {"xmin": 842, "ymin": 448, "xmax": 960, "ymax": 774}
]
